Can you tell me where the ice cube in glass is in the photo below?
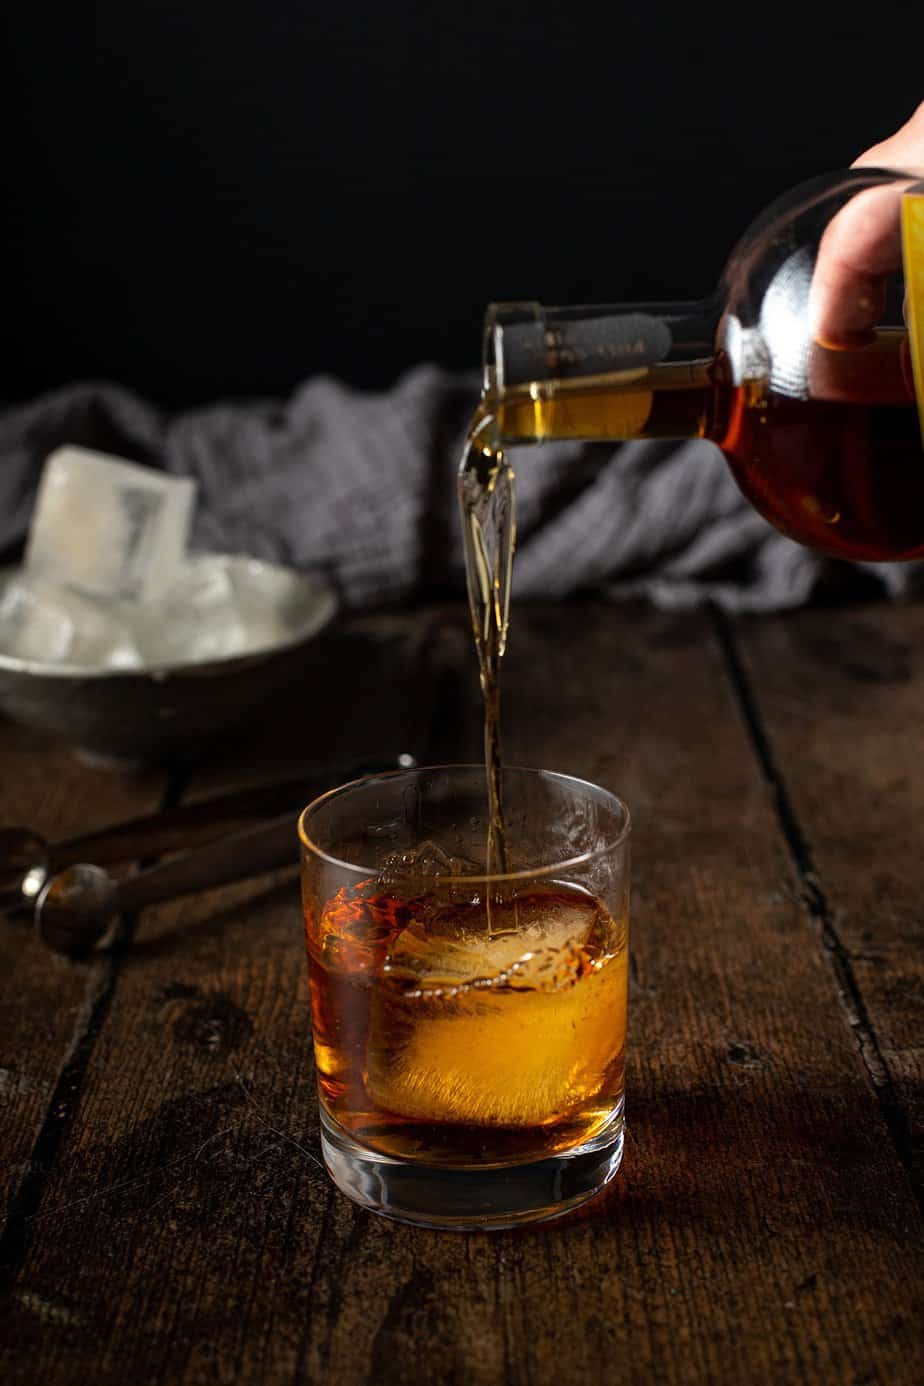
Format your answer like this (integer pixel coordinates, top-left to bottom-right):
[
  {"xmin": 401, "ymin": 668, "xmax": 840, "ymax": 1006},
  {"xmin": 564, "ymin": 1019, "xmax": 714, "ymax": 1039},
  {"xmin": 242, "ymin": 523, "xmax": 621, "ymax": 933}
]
[{"xmin": 367, "ymin": 887, "xmax": 627, "ymax": 1126}]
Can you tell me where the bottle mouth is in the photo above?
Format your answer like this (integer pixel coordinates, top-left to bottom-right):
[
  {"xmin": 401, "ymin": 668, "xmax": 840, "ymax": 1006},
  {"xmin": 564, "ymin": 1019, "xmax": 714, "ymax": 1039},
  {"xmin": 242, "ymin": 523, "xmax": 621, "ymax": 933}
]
[{"xmin": 483, "ymin": 302, "xmax": 543, "ymax": 392}]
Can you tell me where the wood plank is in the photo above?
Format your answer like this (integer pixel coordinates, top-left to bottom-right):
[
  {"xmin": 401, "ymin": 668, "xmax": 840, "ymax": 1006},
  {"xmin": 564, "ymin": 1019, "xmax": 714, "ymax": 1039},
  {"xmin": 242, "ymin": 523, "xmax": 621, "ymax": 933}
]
[
  {"xmin": 731, "ymin": 600, "xmax": 924, "ymax": 1197},
  {"xmin": 1, "ymin": 603, "xmax": 921, "ymax": 1386},
  {"xmin": 0, "ymin": 717, "xmax": 165, "ymax": 1240}
]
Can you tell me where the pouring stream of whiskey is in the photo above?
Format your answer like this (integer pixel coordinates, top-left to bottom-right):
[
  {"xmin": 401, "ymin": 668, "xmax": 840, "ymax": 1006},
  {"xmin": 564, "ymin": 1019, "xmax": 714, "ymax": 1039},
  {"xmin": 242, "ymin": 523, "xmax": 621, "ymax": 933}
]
[{"xmin": 458, "ymin": 407, "xmax": 515, "ymax": 899}]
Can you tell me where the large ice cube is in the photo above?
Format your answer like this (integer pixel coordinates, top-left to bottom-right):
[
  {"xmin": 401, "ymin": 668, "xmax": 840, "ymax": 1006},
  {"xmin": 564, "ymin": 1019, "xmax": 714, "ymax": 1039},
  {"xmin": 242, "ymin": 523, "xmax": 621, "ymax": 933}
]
[
  {"xmin": 0, "ymin": 573, "xmax": 142, "ymax": 669},
  {"xmin": 25, "ymin": 446, "xmax": 196, "ymax": 602},
  {"xmin": 381, "ymin": 891, "xmax": 607, "ymax": 994},
  {"xmin": 367, "ymin": 889, "xmax": 628, "ymax": 1126}
]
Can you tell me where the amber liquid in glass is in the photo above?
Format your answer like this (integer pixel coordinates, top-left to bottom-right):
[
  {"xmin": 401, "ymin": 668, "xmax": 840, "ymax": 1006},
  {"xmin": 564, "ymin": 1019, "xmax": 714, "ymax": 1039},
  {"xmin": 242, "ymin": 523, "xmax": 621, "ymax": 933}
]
[{"xmin": 305, "ymin": 877, "xmax": 628, "ymax": 1165}]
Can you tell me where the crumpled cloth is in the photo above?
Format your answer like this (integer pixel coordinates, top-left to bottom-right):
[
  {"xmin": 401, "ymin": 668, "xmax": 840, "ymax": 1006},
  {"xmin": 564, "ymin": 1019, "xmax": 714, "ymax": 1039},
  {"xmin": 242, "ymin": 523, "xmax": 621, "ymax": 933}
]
[{"xmin": 1, "ymin": 368, "xmax": 921, "ymax": 612}]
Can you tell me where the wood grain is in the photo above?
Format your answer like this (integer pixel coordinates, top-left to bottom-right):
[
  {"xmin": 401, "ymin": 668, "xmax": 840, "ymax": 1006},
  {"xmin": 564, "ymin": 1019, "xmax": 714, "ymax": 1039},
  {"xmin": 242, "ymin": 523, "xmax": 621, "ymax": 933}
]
[
  {"xmin": 0, "ymin": 604, "xmax": 921, "ymax": 1386},
  {"xmin": 732, "ymin": 602, "xmax": 924, "ymax": 1199},
  {"xmin": 0, "ymin": 719, "xmax": 165, "ymax": 1239}
]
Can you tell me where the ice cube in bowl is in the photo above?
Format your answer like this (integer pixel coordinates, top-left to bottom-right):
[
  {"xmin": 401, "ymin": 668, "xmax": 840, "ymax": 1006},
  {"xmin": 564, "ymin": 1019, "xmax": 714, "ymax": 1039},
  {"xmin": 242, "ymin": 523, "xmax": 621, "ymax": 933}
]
[
  {"xmin": 0, "ymin": 555, "xmax": 337, "ymax": 764},
  {"xmin": 25, "ymin": 445, "xmax": 195, "ymax": 602},
  {"xmin": 134, "ymin": 555, "xmax": 300, "ymax": 666},
  {"xmin": 0, "ymin": 573, "xmax": 142, "ymax": 669}
]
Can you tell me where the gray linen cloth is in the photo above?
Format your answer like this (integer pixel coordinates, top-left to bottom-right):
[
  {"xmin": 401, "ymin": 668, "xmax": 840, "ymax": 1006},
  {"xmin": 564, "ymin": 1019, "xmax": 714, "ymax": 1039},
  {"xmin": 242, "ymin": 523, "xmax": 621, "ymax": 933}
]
[{"xmin": 1, "ymin": 369, "xmax": 920, "ymax": 612}]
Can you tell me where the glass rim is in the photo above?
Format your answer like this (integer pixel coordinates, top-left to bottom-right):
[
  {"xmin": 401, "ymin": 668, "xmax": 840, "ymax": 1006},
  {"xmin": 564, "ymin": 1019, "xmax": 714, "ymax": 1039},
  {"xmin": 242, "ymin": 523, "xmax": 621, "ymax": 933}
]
[{"xmin": 297, "ymin": 762, "xmax": 631, "ymax": 883}]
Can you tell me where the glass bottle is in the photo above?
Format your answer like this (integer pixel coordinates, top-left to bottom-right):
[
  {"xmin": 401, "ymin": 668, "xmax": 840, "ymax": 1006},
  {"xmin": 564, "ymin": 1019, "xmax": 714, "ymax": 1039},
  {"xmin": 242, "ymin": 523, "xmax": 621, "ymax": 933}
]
[{"xmin": 475, "ymin": 166, "xmax": 924, "ymax": 562}]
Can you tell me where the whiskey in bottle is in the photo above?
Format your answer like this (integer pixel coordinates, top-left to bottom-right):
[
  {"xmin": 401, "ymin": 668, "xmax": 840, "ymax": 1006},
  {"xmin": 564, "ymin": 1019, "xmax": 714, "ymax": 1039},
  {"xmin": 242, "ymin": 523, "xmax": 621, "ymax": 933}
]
[
  {"xmin": 474, "ymin": 167, "xmax": 924, "ymax": 563},
  {"xmin": 457, "ymin": 168, "xmax": 924, "ymax": 863}
]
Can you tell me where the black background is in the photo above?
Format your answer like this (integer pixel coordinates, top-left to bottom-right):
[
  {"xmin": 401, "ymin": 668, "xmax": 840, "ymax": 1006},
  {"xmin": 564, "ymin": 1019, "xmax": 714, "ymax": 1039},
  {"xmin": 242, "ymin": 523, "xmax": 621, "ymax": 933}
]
[{"xmin": 3, "ymin": 3, "xmax": 921, "ymax": 408}]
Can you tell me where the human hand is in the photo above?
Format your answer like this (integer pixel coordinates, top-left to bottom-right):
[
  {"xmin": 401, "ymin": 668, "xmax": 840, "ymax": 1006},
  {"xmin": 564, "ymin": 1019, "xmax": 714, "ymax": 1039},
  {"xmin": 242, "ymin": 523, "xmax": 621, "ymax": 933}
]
[{"xmin": 810, "ymin": 101, "xmax": 924, "ymax": 349}]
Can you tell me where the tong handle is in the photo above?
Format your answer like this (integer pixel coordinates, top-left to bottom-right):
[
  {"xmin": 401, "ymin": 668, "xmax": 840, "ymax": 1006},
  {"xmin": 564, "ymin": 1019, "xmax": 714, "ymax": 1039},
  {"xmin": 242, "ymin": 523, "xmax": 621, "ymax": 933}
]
[
  {"xmin": 51, "ymin": 753, "xmax": 412, "ymax": 868},
  {"xmin": 117, "ymin": 811, "xmax": 299, "ymax": 913}
]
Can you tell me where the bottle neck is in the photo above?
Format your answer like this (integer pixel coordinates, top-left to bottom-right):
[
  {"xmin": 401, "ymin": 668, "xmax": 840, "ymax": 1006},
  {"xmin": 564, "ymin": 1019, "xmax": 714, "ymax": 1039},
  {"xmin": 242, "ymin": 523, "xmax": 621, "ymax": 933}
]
[
  {"xmin": 482, "ymin": 300, "xmax": 722, "ymax": 446},
  {"xmin": 484, "ymin": 300, "xmax": 719, "ymax": 394}
]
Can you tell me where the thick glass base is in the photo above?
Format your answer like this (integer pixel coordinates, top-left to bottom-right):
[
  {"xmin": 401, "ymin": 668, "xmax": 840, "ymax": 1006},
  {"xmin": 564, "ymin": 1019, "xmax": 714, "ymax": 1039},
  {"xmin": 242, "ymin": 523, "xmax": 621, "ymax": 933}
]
[{"xmin": 319, "ymin": 1101, "xmax": 625, "ymax": 1230}]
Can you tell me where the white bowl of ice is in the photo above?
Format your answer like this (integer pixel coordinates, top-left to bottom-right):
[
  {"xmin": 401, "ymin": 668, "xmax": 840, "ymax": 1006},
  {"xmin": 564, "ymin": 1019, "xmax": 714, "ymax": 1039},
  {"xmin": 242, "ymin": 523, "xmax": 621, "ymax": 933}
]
[{"xmin": 0, "ymin": 554, "xmax": 338, "ymax": 764}]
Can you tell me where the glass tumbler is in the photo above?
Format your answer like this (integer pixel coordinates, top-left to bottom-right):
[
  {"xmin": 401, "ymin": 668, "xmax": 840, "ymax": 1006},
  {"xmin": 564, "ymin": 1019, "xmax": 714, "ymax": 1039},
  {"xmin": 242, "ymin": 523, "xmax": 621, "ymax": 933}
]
[{"xmin": 298, "ymin": 764, "xmax": 631, "ymax": 1230}]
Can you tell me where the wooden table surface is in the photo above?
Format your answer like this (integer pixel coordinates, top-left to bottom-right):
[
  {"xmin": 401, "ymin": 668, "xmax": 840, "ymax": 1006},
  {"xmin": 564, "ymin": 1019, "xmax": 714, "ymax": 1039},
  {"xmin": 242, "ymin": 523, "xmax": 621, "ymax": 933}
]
[{"xmin": 0, "ymin": 600, "xmax": 921, "ymax": 1385}]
